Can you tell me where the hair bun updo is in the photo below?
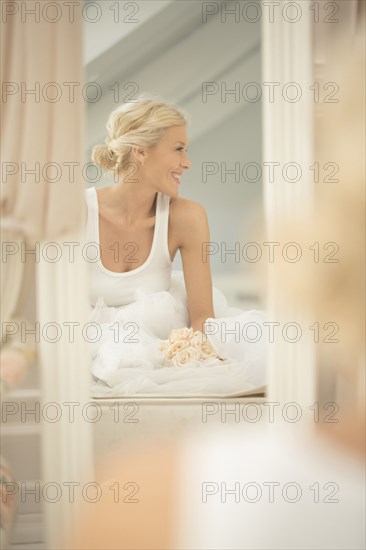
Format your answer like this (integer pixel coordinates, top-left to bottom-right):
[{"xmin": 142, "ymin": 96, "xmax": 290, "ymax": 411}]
[
  {"xmin": 91, "ymin": 144, "xmax": 117, "ymax": 171},
  {"xmin": 91, "ymin": 96, "xmax": 189, "ymax": 175}
]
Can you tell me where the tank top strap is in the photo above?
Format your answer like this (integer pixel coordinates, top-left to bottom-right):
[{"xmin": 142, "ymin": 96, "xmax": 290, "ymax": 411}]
[
  {"xmin": 155, "ymin": 192, "xmax": 171, "ymax": 263},
  {"xmin": 84, "ymin": 186, "xmax": 171, "ymax": 265}
]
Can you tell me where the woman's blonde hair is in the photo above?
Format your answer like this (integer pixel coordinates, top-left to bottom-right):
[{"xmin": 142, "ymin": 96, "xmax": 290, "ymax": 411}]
[{"xmin": 92, "ymin": 95, "xmax": 189, "ymax": 173}]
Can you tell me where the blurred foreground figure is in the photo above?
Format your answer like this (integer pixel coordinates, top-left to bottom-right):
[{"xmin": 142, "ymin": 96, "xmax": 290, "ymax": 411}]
[{"xmin": 70, "ymin": 26, "xmax": 365, "ymax": 550}]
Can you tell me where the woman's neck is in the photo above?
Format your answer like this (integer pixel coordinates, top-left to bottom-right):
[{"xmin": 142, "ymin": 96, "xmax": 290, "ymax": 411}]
[{"xmin": 102, "ymin": 181, "xmax": 157, "ymax": 226}]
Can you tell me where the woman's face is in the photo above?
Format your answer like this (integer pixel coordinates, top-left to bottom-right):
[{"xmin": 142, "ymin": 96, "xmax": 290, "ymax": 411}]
[{"xmin": 141, "ymin": 125, "xmax": 191, "ymax": 197}]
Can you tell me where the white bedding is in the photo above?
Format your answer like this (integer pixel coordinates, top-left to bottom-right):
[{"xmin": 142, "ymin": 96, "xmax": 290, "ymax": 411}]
[{"xmin": 87, "ymin": 271, "xmax": 268, "ymax": 397}]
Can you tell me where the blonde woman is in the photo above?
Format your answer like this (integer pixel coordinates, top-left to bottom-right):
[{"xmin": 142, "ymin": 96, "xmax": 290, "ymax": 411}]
[{"xmin": 84, "ymin": 96, "xmax": 267, "ymax": 396}]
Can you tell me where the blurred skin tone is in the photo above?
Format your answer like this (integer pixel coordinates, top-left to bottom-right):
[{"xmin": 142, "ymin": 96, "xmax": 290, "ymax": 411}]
[{"xmin": 70, "ymin": 439, "xmax": 178, "ymax": 550}]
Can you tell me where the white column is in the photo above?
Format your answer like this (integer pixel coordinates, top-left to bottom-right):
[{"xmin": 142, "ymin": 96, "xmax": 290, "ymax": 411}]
[
  {"xmin": 36, "ymin": 230, "xmax": 94, "ymax": 548},
  {"xmin": 262, "ymin": 5, "xmax": 316, "ymax": 406}
]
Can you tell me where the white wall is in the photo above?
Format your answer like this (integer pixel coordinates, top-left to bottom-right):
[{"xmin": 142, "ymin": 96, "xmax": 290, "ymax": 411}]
[{"xmin": 175, "ymin": 100, "xmax": 263, "ymax": 273}]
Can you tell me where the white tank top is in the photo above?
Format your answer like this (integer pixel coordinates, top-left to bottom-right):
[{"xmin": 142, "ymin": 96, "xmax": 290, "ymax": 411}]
[{"xmin": 84, "ymin": 186, "xmax": 173, "ymax": 306}]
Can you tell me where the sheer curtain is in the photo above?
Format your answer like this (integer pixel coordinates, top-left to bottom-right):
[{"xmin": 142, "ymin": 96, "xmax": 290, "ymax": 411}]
[{"xmin": 1, "ymin": 0, "xmax": 86, "ymax": 242}]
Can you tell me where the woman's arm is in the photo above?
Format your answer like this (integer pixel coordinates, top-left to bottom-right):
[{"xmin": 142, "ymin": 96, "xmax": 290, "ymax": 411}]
[{"xmin": 174, "ymin": 199, "xmax": 215, "ymax": 334}]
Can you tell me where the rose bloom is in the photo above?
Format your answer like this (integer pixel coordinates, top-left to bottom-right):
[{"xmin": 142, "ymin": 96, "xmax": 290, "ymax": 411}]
[
  {"xmin": 164, "ymin": 339, "xmax": 190, "ymax": 360},
  {"xmin": 158, "ymin": 339, "xmax": 170, "ymax": 353},
  {"xmin": 168, "ymin": 327, "xmax": 194, "ymax": 343},
  {"xmin": 172, "ymin": 345, "xmax": 202, "ymax": 367},
  {"xmin": 192, "ymin": 330, "xmax": 206, "ymax": 341},
  {"xmin": 190, "ymin": 332, "xmax": 217, "ymax": 359}
]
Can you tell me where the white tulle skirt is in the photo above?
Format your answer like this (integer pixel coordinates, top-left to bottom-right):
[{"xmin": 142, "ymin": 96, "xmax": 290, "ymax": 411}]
[{"xmin": 87, "ymin": 271, "xmax": 268, "ymax": 397}]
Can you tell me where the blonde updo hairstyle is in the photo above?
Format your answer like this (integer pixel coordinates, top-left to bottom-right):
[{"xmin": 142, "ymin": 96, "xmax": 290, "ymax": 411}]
[{"xmin": 92, "ymin": 96, "xmax": 189, "ymax": 174}]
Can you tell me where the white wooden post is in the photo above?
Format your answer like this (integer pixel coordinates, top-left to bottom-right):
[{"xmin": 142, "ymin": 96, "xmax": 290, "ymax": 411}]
[
  {"xmin": 36, "ymin": 229, "xmax": 94, "ymax": 548},
  {"xmin": 262, "ymin": 5, "xmax": 316, "ymax": 407}
]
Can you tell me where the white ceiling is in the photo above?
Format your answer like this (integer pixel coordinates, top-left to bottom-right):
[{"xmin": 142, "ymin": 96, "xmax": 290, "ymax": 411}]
[{"xmin": 83, "ymin": 0, "xmax": 261, "ymax": 151}]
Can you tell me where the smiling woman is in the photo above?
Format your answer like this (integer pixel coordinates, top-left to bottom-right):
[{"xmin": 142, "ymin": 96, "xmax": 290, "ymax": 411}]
[{"xmin": 84, "ymin": 96, "xmax": 268, "ymax": 398}]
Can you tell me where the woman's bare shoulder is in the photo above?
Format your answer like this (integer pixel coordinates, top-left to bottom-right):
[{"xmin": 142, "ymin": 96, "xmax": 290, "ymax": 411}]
[
  {"xmin": 169, "ymin": 196, "xmax": 207, "ymax": 221},
  {"xmin": 169, "ymin": 196, "xmax": 209, "ymax": 249}
]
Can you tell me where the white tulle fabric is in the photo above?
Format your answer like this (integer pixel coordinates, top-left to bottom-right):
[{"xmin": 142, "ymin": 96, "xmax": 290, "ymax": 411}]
[{"xmin": 87, "ymin": 271, "xmax": 268, "ymax": 397}]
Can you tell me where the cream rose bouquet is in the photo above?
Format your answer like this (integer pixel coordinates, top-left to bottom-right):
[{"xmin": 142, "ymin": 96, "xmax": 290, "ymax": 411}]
[{"xmin": 158, "ymin": 327, "xmax": 226, "ymax": 368}]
